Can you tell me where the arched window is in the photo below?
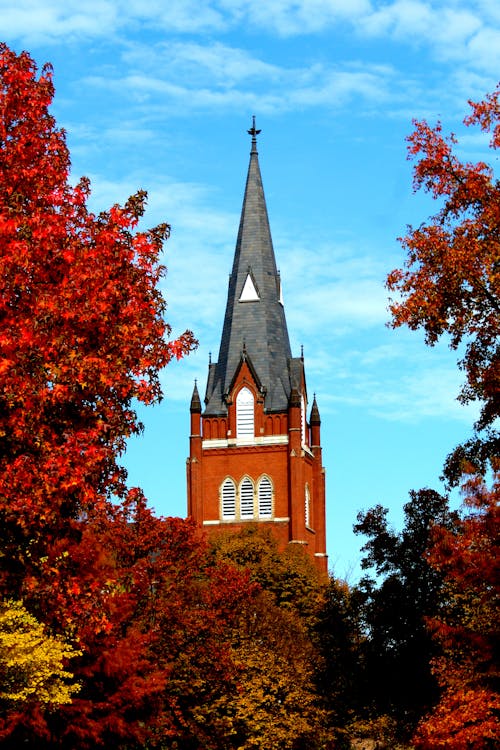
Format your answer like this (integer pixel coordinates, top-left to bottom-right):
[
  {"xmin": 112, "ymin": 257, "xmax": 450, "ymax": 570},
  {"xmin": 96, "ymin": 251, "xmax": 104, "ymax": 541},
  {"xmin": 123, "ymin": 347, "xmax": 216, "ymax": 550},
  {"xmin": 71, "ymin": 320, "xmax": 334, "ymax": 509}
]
[
  {"xmin": 240, "ymin": 477, "xmax": 254, "ymax": 519},
  {"xmin": 258, "ymin": 476, "xmax": 273, "ymax": 518},
  {"xmin": 236, "ymin": 387, "xmax": 254, "ymax": 439},
  {"xmin": 305, "ymin": 484, "xmax": 311, "ymax": 528},
  {"xmin": 221, "ymin": 478, "xmax": 236, "ymax": 520}
]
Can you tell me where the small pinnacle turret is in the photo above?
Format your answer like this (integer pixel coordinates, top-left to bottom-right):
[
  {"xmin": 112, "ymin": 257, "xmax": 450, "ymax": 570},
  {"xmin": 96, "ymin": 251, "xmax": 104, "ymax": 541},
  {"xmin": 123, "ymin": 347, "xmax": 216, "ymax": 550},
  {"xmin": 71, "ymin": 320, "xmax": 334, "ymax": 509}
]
[
  {"xmin": 190, "ymin": 381, "xmax": 202, "ymax": 413},
  {"xmin": 310, "ymin": 394, "xmax": 321, "ymax": 425}
]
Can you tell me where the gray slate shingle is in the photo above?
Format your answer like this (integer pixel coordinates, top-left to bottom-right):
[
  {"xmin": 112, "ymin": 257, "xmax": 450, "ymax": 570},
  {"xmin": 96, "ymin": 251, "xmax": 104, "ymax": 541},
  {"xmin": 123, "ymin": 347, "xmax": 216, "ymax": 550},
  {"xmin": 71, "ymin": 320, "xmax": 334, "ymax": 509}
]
[{"xmin": 204, "ymin": 133, "xmax": 302, "ymax": 416}]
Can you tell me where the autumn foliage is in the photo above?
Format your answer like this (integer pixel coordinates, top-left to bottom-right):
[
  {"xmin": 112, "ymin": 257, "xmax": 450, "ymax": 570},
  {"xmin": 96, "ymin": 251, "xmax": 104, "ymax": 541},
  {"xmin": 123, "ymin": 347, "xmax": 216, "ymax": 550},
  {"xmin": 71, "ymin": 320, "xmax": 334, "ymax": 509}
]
[
  {"xmin": 4, "ymin": 40, "xmax": 498, "ymax": 750},
  {"xmin": 0, "ymin": 45, "xmax": 333, "ymax": 750},
  {"xmin": 414, "ymin": 471, "xmax": 500, "ymax": 749},
  {"xmin": 0, "ymin": 43, "xmax": 195, "ymax": 552},
  {"xmin": 387, "ymin": 84, "xmax": 500, "ymax": 487},
  {"xmin": 0, "ymin": 43, "xmax": 216, "ymax": 748},
  {"xmin": 387, "ymin": 84, "xmax": 500, "ymax": 749},
  {"xmin": 387, "ymin": 84, "xmax": 500, "ymax": 428},
  {"xmin": 0, "ymin": 600, "xmax": 80, "ymax": 706}
]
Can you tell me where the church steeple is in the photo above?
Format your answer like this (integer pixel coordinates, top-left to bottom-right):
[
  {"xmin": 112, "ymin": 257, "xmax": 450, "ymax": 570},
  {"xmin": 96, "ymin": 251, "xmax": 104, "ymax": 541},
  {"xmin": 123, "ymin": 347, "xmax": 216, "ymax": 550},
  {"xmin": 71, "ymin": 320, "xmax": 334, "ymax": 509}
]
[
  {"xmin": 205, "ymin": 118, "xmax": 295, "ymax": 415},
  {"xmin": 187, "ymin": 121, "xmax": 328, "ymax": 575}
]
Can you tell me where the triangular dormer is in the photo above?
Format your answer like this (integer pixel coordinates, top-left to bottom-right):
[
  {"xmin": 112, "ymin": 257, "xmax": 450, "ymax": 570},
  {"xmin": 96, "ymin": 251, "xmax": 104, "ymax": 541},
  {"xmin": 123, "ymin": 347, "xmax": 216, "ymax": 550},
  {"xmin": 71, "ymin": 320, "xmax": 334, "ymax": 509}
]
[{"xmin": 239, "ymin": 271, "xmax": 260, "ymax": 302}]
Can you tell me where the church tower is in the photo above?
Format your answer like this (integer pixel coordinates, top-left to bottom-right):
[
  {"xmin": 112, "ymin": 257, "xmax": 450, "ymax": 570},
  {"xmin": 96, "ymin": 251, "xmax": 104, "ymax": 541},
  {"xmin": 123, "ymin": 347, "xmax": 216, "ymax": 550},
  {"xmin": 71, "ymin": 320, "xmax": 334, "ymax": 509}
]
[{"xmin": 187, "ymin": 120, "xmax": 327, "ymax": 573}]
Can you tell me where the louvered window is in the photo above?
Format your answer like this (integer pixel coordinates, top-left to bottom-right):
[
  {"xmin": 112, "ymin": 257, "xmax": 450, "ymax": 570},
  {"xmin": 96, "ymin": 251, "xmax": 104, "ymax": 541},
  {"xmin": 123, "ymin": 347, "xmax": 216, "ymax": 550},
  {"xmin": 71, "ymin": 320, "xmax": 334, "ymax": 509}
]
[
  {"xmin": 221, "ymin": 479, "xmax": 236, "ymax": 519},
  {"xmin": 240, "ymin": 477, "xmax": 254, "ymax": 519},
  {"xmin": 258, "ymin": 476, "xmax": 273, "ymax": 518},
  {"xmin": 236, "ymin": 387, "xmax": 254, "ymax": 439},
  {"xmin": 305, "ymin": 484, "xmax": 311, "ymax": 528},
  {"xmin": 301, "ymin": 394, "xmax": 307, "ymax": 446}
]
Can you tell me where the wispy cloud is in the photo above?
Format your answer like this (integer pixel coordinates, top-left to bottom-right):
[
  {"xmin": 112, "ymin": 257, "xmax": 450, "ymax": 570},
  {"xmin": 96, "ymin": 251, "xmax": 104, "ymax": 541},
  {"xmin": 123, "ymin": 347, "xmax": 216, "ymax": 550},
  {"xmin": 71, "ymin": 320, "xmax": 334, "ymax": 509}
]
[
  {"xmin": 218, "ymin": 0, "xmax": 372, "ymax": 36},
  {"xmin": 0, "ymin": 1, "xmax": 120, "ymax": 44},
  {"xmin": 83, "ymin": 41, "xmax": 398, "ymax": 117},
  {"xmin": 5, "ymin": 1, "xmax": 498, "ymax": 81},
  {"xmin": 0, "ymin": 0, "xmax": 226, "ymax": 44}
]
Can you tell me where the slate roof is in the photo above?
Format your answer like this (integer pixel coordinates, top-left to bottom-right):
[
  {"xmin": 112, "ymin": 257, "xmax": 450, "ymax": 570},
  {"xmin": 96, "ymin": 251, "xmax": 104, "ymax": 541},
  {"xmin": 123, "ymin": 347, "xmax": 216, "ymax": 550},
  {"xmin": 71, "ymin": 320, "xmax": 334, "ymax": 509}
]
[{"xmin": 204, "ymin": 125, "xmax": 302, "ymax": 415}]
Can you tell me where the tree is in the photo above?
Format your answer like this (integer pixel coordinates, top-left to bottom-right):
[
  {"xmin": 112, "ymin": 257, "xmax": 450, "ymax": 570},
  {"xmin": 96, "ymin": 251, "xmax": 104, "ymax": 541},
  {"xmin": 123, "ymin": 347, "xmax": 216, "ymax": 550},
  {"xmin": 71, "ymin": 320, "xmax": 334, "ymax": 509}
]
[
  {"xmin": 208, "ymin": 526, "xmax": 331, "ymax": 749},
  {"xmin": 217, "ymin": 591, "xmax": 329, "ymax": 750},
  {"xmin": 386, "ymin": 84, "xmax": 500, "ymax": 482},
  {"xmin": 353, "ymin": 489, "xmax": 459, "ymax": 738},
  {"xmin": 0, "ymin": 44, "xmax": 199, "ymax": 748},
  {"xmin": 413, "ymin": 471, "xmax": 500, "ymax": 749},
  {"xmin": 0, "ymin": 600, "xmax": 80, "ymax": 706},
  {"xmin": 0, "ymin": 43, "xmax": 195, "ymax": 573},
  {"xmin": 209, "ymin": 524, "xmax": 325, "ymax": 629},
  {"xmin": 314, "ymin": 578, "xmax": 364, "ymax": 749}
]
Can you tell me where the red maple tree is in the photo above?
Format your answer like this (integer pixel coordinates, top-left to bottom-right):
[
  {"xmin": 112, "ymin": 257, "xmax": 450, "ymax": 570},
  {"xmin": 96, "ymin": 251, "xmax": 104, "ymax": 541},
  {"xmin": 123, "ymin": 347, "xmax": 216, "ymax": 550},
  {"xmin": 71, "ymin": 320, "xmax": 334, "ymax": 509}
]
[
  {"xmin": 414, "ymin": 470, "xmax": 500, "ymax": 749},
  {"xmin": 387, "ymin": 84, "xmax": 500, "ymax": 749},
  {"xmin": 0, "ymin": 43, "xmax": 219, "ymax": 748},
  {"xmin": 387, "ymin": 84, "xmax": 500, "ymax": 481},
  {"xmin": 0, "ymin": 44, "xmax": 195, "ymax": 554}
]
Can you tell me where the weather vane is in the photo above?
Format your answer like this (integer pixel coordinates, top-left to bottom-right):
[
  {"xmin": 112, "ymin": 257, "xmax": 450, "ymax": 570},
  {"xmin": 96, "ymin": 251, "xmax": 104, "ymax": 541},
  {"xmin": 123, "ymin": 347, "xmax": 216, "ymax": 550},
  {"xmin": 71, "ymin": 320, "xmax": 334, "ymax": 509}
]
[{"xmin": 247, "ymin": 115, "xmax": 261, "ymax": 138}]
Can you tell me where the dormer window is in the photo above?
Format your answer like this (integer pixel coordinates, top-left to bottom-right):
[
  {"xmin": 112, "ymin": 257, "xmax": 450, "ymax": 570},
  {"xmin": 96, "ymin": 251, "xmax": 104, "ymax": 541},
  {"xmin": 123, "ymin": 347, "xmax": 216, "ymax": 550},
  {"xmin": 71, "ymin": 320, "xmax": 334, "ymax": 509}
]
[
  {"xmin": 236, "ymin": 387, "xmax": 254, "ymax": 439},
  {"xmin": 239, "ymin": 273, "xmax": 260, "ymax": 302}
]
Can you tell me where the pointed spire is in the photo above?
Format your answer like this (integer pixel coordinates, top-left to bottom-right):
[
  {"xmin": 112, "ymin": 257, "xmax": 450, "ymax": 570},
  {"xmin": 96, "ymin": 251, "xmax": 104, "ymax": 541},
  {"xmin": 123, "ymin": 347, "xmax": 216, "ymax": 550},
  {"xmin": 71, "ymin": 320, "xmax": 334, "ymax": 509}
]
[
  {"xmin": 310, "ymin": 394, "xmax": 321, "ymax": 425},
  {"xmin": 190, "ymin": 380, "xmax": 202, "ymax": 414},
  {"xmin": 205, "ymin": 120, "xmax": 294, "ymax": 415}
]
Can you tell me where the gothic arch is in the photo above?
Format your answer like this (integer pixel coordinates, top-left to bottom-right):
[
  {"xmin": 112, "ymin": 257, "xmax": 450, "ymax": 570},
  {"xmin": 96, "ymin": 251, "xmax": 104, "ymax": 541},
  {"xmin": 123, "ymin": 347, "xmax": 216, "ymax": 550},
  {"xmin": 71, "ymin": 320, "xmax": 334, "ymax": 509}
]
[
  {"xmin": 239, "ymin": 475, "xmax": 254, "ymax": 519},
  {"xmin": 236, "ymin": 386, "xmax": 254, "ymax": 439},
  {"xmin": 220, "ymin": 477, "xmax": 236, "ymax": 520},
  {"xmin": 257, "ymin": 475, "xmax": 273, "ymax": 519}
]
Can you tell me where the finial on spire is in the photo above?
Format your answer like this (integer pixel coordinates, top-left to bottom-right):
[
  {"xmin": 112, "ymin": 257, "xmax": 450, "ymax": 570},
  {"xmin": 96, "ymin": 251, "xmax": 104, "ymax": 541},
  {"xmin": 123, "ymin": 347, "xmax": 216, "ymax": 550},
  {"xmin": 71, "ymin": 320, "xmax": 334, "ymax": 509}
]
[{"xmin": 247, "ymin": 115, "xmax": 261, "ymax": 153}]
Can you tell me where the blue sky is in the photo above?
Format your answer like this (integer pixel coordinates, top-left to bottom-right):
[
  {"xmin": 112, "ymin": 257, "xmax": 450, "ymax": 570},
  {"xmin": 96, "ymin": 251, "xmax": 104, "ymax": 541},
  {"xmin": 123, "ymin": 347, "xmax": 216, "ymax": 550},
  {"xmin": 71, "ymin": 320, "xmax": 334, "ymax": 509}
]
[{"xmin": 2, "ymin": 1, "xmax": 498, "ymax": 579}]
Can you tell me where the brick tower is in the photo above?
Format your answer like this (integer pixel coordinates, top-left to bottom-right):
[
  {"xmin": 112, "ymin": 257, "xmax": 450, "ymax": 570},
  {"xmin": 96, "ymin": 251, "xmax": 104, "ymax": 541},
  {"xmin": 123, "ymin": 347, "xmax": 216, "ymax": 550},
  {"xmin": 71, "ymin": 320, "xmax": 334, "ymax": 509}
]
[{"xmin": 187, "ymin": 119, "xmax": 327, "ymax": 573}]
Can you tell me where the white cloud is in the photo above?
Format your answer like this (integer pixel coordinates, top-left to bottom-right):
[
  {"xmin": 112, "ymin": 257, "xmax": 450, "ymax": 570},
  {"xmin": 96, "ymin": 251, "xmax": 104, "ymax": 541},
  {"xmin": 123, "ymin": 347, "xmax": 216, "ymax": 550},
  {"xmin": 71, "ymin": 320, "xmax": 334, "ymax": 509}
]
[
  {"xmin": 0, "ymin": 1, "xmax": 119, "ymax": 44},
  {"xmin": 318, "ymin": 340, "xmax": 479, "ymax": 424},
  {"xmin": 466, "ymin": 27, "xmax": 500, "ymax": 73},
  {"xmin": 122, "ymin": 41, "xmax": 283, "ymax": 87},
  {"xmin": 0, "ymin": 0, "xmax": 225, "ymax": 44},
  {"xmin": 218, "ymin": 0, "xmax": 372, "ymax": 35},
  {"xmin": 2, "ymin": 0, "xmax": 498, "ymax": 80},
  {"xmin": 84, "ymin": 41, "xmax": 397, "ymax": 117}
]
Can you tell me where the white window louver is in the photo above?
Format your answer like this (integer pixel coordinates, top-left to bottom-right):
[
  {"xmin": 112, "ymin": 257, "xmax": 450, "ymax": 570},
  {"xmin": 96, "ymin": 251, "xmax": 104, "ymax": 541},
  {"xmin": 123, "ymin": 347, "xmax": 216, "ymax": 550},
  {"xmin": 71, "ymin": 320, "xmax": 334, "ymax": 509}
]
[
  {"xmin": 258, "ymin": 476, "xmax": 273, "ymax": 518},
  {"xmin": 301, "ymin": 394, "xmax": 307, "ymax": 446},
  {"xmin": 236, "ymin": 387, "xmax": 254, "ymax": 439},
  {"xmin": 221, "ymin": 479, "xmax": 236, "ymax": 519},
  {"xmin": 305, "ymin": 484, "xmax": 311, "ymax": 528},
  {"xmin": 240, "ymin": 477, "xmax": 254, "ymax": 519}
]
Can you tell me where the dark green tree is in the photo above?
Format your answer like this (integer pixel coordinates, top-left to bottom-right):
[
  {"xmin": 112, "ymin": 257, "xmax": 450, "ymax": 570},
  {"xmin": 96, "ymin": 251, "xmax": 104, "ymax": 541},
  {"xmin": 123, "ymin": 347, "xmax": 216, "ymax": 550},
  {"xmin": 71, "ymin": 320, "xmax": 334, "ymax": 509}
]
[
  {"xmin": 353, "ymin": 489, "xmax": 459, "ymax": 739},
  {"xmin": 314, "ymin": 578, "xmax": 364, "ymax": 748}
]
